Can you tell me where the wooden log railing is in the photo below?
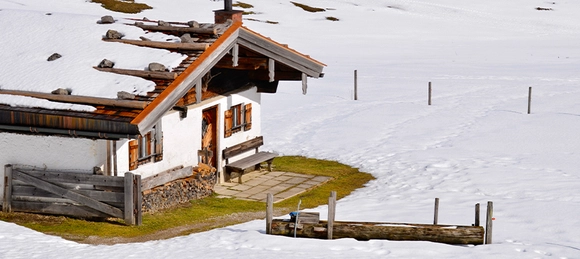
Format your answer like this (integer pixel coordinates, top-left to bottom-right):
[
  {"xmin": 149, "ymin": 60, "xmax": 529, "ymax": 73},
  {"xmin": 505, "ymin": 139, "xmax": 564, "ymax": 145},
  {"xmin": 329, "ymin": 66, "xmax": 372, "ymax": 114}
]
[{"xmin": 266, "ymin": 191, "xmax": 490, "ymax": 245}]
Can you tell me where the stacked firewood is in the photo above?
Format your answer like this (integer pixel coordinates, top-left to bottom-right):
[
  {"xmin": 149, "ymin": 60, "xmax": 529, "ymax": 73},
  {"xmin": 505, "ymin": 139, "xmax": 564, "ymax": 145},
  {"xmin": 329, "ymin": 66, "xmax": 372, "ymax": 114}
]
[{"xmin": 141, "ymin": 164, "xmax": 217, "ymax": 213}]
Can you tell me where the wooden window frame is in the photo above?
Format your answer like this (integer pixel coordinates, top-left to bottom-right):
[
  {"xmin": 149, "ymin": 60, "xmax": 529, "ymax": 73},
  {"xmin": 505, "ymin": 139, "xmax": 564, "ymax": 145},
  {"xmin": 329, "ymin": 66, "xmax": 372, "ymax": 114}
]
[
  {"xmin": 224, "ymin": 103, "xmax": 252, "ymax": 138},
  {"xmin": 129, "ymin": 122, "xmax": 163, "ymax": 170}
]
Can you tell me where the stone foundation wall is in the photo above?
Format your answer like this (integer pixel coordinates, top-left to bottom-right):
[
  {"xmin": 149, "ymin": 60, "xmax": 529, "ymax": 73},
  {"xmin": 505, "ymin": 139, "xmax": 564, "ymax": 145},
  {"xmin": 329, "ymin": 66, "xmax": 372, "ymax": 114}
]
[{"xmin": 142, "ymin": 165, "xmax": 217, "ymax": 214}]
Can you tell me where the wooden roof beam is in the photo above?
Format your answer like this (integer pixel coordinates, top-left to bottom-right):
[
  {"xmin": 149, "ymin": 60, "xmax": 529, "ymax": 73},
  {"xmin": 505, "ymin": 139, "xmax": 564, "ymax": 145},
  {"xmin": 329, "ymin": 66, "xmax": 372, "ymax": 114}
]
[
  {"xmin": 93, "ymin": 67, "xmax": 177, "ymax": 80},
  {"xmin": 0, "ymin": 90, "xmax": 148, "ymax": 109},
  {"xmin": 248, "ymin": 70, "xmax": 303, "ymax": 81},
  {"xmin": 133, "ymin": 23, "xmax": 218, "ymax": 35},
  {"xmin": 214, "ymin": 56, "xmax": 268, "ymax": 70},
  {"xmin": 103, "ymin": 38, "xmax": 209, "ymax": 51}
]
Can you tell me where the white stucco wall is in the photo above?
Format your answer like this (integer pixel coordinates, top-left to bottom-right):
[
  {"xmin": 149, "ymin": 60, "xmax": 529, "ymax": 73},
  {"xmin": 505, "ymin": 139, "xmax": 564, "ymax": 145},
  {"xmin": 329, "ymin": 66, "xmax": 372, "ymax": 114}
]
[
  {"xmin": 0, "ymin": 133, "xmax": 107, "ymax": 200},
  {"xmin": 125, "ymin": 86, "xmax": 262, "ymax": 181},
  {"xmin": 0, "ymin": 86, "xmax": 263, "ymax": 199}
]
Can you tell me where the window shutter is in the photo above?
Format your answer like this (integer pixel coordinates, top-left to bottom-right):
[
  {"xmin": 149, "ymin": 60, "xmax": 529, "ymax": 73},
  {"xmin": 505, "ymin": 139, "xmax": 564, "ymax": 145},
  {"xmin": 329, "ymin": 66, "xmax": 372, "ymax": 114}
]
[
  {"xmin": 244, "ymin": 103, "xmax": 252, "ymax": 131},
  {"xmin": 154, "ymin": 125, "xmax": 163, "ymax": 162},
  {"xmin": 129, "ymin": 139, "xmax": 139, "ymax": 170},
  {"xmin": 145, "ymin": 132, "xmax": 152, "ymax": 156},
  {"xmin": 224, "ymin": 109, "xmax": 233, "ymax": 138}
]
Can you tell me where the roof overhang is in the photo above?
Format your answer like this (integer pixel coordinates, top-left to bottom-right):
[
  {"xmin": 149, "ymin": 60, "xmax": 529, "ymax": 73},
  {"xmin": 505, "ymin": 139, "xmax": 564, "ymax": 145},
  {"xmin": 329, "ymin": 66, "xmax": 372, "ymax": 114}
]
[
  {"xmin": 0, "ymin": 106, "xmax": 139, "ymax": 140},
  {"xmin": 130, "ymin": 21, "xmax": 243, "ymax": 134},
  {"xmin": 238, "ymin": 27, "xmax": 325, "ymax": 78}
]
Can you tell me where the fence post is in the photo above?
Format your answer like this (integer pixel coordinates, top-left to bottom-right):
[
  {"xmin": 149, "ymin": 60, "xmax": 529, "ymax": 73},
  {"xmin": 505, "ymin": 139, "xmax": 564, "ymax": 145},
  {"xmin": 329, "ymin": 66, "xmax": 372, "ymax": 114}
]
[
  {"xmin": 134, "ymin": 174, "xmax": 142, "ymax": 226},
  {"xmin": 266, "ymin": 193, "xmax": 273, "ymax": 234},
  {"xmin": 433, "ymin": 198, "xmax": 439, "ymax": 225},
  {"xmin": 485, "ymin": 201, "xmax": 493, "ymax": 244},
  {"xmin": 124, "ymin": 172, "xmax": 135, "ymax": 225},
  {"xmin": 328, "ymin": 191, "xmax": 337, "ymax": 239},
  {"xmin": 475, "ymin": 203, "xmax": 480, "ymax": 226},
  {"xmin": 428, "ymin": 82, "xmax": 432, "ymax": 105},
  {"xmin": 527, "ymin": 87, "xmax": 532, "ymax": 114},
  {"xmin": 354, "ymin": 70, "xmax": 358, "ymax": 100},
  {"xmin": 3, "ymin": 165, "xmax": 13, "ymax": 213}
]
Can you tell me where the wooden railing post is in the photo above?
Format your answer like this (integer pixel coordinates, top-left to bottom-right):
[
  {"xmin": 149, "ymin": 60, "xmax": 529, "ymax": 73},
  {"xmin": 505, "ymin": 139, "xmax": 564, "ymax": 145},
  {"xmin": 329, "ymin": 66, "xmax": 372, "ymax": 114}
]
[
  {"xmin": 124, "ymin": 172, "xmax": 135, "ymax": 225},
  {"xmin": 475, "ymin": 203, "xmax": 480, "ymax": 226},
  {"xmin": 433, "ymin": 198, "xmax": 439, "ymax": 225},
  {"xmin": 327, "ymin": 191, "xmax": 337, "ymax": 239},
  {"xmin": 354, "ymin": 70, "xmax": 358, "ymax": 100},
  {"xmin": 134, "ymin": 173, "xmax": 142, "ymax": 226},
  {"xmin": 485, "ymin": 201, "xmax": 493, "ymax": 244},
  {"xmin": 3, "ymin": 165, "xmax": 13, "ymax": 213},
  {"xmin": 266, "ymin": 193, "xmax": 273, "ymax": 234},
  {"xmin": 527, "ymin": 87, "xmax": 532, "ymax": 114},
  {"xmin": 428, "ymin": 82, "xmax": 432, "ymax": 105}
]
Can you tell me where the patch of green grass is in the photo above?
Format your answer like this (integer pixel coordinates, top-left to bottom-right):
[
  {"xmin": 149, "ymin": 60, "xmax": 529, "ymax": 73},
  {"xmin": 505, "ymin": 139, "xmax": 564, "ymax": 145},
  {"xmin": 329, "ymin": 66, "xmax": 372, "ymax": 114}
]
[
  {"xmin": 0, "ymin": 156, "xmax": 374, "ymax": 241},
  {"xmin": 326, "ymin": 16, "xmax": 339, "ymax": 21},
  {"xmin": 290, "ymin": 1, "xmax": 326, "ymax": 12},
  {"xmin": 233, "ymin": 1, "xmax": 254, "ymax": 9},
  {"xmin": 91, "ymin": 0, "xmax": 152, "ymax": 14}
]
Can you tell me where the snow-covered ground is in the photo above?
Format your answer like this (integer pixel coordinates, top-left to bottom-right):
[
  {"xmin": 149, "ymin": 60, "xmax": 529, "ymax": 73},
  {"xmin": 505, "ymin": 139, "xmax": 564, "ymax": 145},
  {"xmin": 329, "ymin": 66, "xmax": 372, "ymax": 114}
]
[{"xmin": 1, "ymin": 0, "xmax": 580, "ymax": 258}]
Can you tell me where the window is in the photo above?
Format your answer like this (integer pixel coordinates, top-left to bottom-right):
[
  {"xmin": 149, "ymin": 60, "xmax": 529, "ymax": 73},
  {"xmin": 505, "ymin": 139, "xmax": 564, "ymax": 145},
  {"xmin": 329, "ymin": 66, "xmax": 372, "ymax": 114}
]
[
  {"xmin": 129, "ymin": 122, "xmax": 163, "ymax": 170},
  {"xmin": 225, "ymin": 103, "xmax": 252, "ymax": 138}
]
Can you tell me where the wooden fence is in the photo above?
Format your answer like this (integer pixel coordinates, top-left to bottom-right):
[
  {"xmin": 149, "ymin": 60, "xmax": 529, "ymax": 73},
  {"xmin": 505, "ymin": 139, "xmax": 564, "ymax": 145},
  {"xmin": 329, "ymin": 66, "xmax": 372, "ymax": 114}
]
[{"xmin": 2, "ymin": 164, "xmax": 142, "ymax": 225}]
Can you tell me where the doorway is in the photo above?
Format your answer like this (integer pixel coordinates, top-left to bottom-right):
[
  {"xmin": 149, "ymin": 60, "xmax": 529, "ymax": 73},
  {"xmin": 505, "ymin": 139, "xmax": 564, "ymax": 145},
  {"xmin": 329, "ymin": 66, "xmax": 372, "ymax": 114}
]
[{"xmin": 201, "ymin": 106, "xmax": 218, "ymax": 167}]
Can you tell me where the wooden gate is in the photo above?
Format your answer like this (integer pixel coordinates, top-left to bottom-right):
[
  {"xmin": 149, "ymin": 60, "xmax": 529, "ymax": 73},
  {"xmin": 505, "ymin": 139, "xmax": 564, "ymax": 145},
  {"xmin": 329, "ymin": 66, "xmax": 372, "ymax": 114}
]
[{"xmin": 2, "ymin": 164, "xmax": 142, "ymax": 225}]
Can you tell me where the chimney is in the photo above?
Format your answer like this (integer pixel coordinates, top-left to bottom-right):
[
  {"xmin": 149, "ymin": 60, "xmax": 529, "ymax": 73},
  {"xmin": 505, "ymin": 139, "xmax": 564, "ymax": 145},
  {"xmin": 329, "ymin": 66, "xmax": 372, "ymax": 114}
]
[{"xmin": 214, "ymin": 0, "xmax": 243, "ymax": 24}]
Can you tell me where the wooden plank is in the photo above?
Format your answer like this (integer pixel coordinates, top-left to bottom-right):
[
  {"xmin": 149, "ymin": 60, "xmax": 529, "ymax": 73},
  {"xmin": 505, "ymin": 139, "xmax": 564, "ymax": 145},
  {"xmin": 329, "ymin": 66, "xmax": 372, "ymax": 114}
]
[
  {"xmin": 301, "ymin": 72, "xmax": 307, "ymax": 95},
  {"xmin": 3, "ymin": 165, "xmax": 13, "ymax": 213},
  {"xmin": 12, "ymin": 185, "xmax": 124, "ymax": 203},
  {"xmin": 271, "ymin": 220, "xmax": 484, "ymax": 245},
  {"xmin": 214, "ymin": 56, "xmax": 267, "ymax": 70},
  {"xmin": 223, "ymin": 136, "xmax": 264, "ymax": 159},
  {"xmin": 247, "ymin": 70, "xmax": 303, "ymax": 81},
  {"xmin": 94, "ymin": 67, "xmax": 177, "ymax": 80},
  {"xmin": 17, "ymin": 170, "xmax": 125, "ymax": 187},
  {"xmin": 0, "ymin": 89, "xmax": 148, "ymax": 109},
  {"xmin": 103, "ymin": 38, "xmax": 209, "ymax": 51},
  {"xmin": 226, "ymin": 152, "xmax": 277, "ymax": 170},
  {"xmin": 11, "ymin": 201, "xmax": 110, "ymax": 218},
  {"xmin": 268, "ymin": 58, "xmax": 275, "ymax": 82},
  {"xmin": 12, "ymin": 195, "xmax": 77, "ymax": 204},
  {"xmin": 134, "ymin": 23, "xmax": 217, "ymax": 35},
  {"xmin": 124, "ymin": 172, "xmax": 135, "ymax": 225},
  {"xmin": 141, "ymin": 166, "xmax": 192, "ymax": 191},
  {"xmin": 13, "ymin": 170, "xmax": 123, "ymax": 218},
  {"xmin": 232, "ymin": 43, "xmax": 239, "ymax": 67}
]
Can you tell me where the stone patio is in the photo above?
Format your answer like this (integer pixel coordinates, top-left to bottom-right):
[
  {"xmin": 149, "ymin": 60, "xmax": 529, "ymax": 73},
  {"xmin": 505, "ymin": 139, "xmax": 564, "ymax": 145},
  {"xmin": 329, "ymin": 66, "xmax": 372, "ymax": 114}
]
[{"xmin": 213, "ymin": 171, "xmax": 332, "ymax": 203}]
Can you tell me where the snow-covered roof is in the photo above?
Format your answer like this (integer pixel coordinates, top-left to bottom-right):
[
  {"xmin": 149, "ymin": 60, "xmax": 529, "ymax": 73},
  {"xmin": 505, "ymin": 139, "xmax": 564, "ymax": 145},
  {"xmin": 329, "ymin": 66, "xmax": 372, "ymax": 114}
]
[{"xmin": 0, "ymin": 8, "xmax": 325, "ymax": 139}]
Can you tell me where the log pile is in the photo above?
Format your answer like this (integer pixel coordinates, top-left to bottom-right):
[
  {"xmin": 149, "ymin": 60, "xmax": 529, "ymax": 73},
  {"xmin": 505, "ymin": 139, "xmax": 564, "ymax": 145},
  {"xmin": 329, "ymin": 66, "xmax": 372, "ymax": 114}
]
[{"xmin": 141, "ymin": 164, "xmax": 216, "ymax": 213}]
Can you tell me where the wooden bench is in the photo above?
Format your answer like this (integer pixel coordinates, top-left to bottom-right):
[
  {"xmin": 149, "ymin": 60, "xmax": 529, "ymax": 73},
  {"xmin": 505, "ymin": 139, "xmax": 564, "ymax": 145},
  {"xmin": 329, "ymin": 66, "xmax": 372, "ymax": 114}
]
[{"xmin": 223, "ymin": 136, "xmax": 277, "ymax": 183}]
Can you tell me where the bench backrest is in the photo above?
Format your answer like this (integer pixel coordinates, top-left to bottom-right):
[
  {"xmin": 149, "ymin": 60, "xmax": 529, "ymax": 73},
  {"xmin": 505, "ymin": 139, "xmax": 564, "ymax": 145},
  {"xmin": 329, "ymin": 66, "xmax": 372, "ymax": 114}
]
[{"xmin": 223, "ymin": 136, "xmax": 264, "ymax": 159}]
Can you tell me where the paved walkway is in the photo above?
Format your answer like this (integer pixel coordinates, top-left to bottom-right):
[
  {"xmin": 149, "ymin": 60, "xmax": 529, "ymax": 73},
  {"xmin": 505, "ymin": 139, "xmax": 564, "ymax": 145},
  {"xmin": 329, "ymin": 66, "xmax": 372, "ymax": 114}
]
[{"xmin": 213, "ymin": 171, "xmax": 332, "ymax": 203}]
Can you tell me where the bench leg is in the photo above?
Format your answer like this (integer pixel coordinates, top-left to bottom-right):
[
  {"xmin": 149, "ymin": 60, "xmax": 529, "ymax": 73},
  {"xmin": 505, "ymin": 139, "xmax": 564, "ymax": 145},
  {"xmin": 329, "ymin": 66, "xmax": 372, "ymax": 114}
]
[
  {"xmin": 267, "ymin": 160, "xmax": 273, "ymax": 172},
  {"xmin": 238, "ymin": 172, "xmax": 243, "ymax": 184}
]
